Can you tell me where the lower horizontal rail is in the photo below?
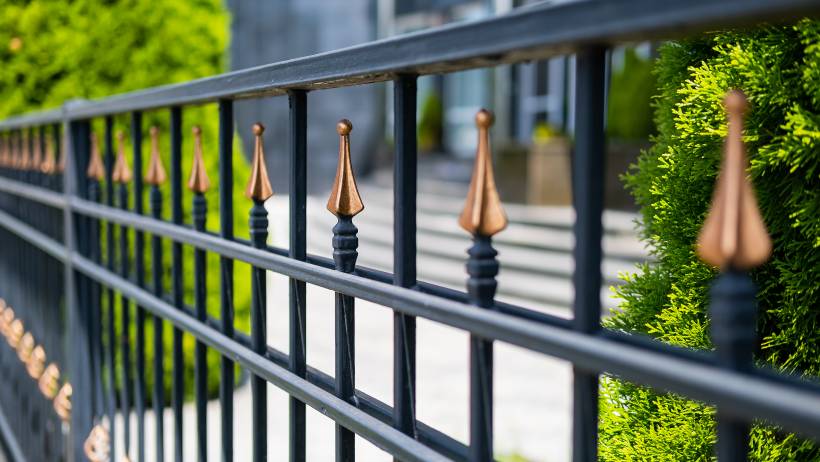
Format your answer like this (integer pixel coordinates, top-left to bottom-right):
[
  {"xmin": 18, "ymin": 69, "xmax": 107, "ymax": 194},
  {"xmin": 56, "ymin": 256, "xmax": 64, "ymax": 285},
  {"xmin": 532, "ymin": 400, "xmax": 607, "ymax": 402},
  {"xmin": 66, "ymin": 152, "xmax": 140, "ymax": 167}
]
[
  {"xmin": 73, "ymin": 252, "xmax": 449, "ymax": 462},
  {"xmin": 1, "ymin": 203, "xmax": 820, "ymax": 443}
]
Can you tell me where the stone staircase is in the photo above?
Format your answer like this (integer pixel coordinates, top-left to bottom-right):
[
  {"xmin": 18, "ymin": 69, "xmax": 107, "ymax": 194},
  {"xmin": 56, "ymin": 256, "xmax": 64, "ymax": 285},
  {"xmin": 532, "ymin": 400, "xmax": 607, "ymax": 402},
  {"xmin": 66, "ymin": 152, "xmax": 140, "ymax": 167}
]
[{"xmin": 301, "ymin": 178, "xmax": 651, "ymax": 315}]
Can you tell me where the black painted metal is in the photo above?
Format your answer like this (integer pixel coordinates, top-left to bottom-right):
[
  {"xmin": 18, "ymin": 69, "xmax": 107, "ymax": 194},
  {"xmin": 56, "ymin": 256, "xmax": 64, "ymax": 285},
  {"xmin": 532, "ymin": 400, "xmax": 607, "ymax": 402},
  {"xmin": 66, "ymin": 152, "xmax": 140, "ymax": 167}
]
[
  {"xmin": 118, "ymin": 154, "xmax": 133, "ymax": 460},
  {"xmin": 249, "ymin": 199, "xmax": 269, "ymax": 462},
  {"xmin": 571, "ymin": 45, "xmax": 607, "ymax": 462},
  {"xmin": 132, "ymin": 111, "xmax": 148, "ymax": 462},
  {"xmin": 218, "ymin": 99, "xmax": 235, "ymax": 462},
  {"xmin": 287, "ymin": 90, "xmax": 308, "ymax": 462},
  {"xmin": 69, "ymin": 119, "xmax": 93, "ymax": 462},
  {"xmin": 711, "ymin": 270, "xmax": 757, "ymax": 462},
  {"xmin": 2, "ymin": 4, "xmax": 820, "ymax": 462},
  {"xmin": 103, "ymin": 116, "xmax": 118, "ymax": 462},
  {"xmin": 150, "ymin": 168, "xmax": 166, "ymax": 462},
  {"xmin": 332, "ymin": 214, "xmax": 359, "ymax": 462},
  {"xmin": 193, "ymin": 188, "xmax": 209, "ymax": 462},
  {"xmin": 466, "ymin": 235, "xmax": 499, "ymax": 462},
  {"xmin": 170, "ymin": 106, "xmax": 185, "ymax": 462},
  {"xmin": 393, "ymin": 74, "xmax": 418, "ymax": 447}
]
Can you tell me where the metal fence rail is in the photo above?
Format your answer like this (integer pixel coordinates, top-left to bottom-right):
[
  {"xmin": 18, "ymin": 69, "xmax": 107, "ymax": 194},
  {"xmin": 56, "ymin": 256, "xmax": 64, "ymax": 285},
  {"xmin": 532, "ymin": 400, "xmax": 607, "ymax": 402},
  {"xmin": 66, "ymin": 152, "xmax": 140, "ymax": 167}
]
[{"xmin": 1, "ymin": 1, "xmax": 820, "ymax": 461}]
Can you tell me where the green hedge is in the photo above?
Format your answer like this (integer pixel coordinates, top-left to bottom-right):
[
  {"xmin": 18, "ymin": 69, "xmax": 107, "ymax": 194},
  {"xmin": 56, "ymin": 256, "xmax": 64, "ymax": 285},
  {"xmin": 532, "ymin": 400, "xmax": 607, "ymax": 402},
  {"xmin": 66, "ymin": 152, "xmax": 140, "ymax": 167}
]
[
  {"xmin": 1, "ymin": 0, "xmax": 253, "ymax": 402},
  {"xmin": 600, "ymin": 22, "xmax": 820, "ymax": 460}
]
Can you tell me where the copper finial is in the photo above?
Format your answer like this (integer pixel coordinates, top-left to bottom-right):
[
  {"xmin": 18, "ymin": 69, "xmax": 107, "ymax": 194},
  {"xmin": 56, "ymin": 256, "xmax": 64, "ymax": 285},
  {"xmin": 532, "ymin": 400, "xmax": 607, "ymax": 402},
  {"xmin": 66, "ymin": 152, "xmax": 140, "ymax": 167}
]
[
  {"xmin": 0, "ymin": 136, "xmax": 8, "ymax": 167},
  {"xmin": 145, "ymin": 126, "xmax": 168, "ymax": 186},
  {"xmin": 84, "ymin": 424, "xmax": 111, "ymax": 462},
  {"xmin": 8, "ymin": 319, "xmax": 23, "ymax": 348},
  {"xmin": 27, "ymin": 345, "xmax": 46, "ymax": 379},
  {"xmin": 40, "ymin": 135, "xmax": 56, "ymax": 174},
  {"xmin": 39, "ymin": 363, "xmax": 60, "ymax": 398},
  {"xmin": 697, "ymin": 91, "xmax": 772, "ymax": 270},
  {"xmin": 187, "ymin": 125, "xmax": 210, "ymax": 193},
  {"xmin": 19, "ymin": 132, "xmax": 30, "ymax": 170},
  {"xmin": 245, "ymin": 123, "xmax": 273, "ymax": 201},
  {"xmin": 56, "ymin": 133, "xmax": 66, "ymax": 174},
  {"xmin": 30, "ymin": 132, "xmax": 42, "ymax": 171},
  {"xmin": 17, "ymin": 331, "xmax": 34, "ymax": 363},
  {"xmin": 112, "ymin": 131, "xmax": 132, "ymax": 183},
  {"xmin": 0, "ymin": 307, "xmax": 13, "ymax": 338},
  {"xmin": 86, "ymin": 133, "xmax": 105, "ymax": 181},
  {"xmin": 326, "ymin": 119, "xmax": 364, "ymax": 217},
  {"xmin": 458, "ymin": 109, "xmax": 508, "ymax": 236},
  {"xmin": 54, "ymin": 382, "xmax": 72, "ymax": 422}
]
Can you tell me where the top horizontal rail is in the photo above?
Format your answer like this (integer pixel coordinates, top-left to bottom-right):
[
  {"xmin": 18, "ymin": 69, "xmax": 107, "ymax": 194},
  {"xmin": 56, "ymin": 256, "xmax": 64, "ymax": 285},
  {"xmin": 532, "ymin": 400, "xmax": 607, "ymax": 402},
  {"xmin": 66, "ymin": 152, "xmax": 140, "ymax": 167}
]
[{"xmin": 1, "ymin": 0, "xmax": 819, "ymax": 128}]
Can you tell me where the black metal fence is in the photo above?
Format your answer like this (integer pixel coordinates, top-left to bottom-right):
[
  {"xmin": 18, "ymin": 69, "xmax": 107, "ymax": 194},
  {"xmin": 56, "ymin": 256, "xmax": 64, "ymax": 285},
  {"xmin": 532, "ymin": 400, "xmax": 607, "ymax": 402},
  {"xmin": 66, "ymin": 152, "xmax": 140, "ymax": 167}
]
[{"xmin": 1, "ymin": 1, "xmax": 820, "ymax": 461}]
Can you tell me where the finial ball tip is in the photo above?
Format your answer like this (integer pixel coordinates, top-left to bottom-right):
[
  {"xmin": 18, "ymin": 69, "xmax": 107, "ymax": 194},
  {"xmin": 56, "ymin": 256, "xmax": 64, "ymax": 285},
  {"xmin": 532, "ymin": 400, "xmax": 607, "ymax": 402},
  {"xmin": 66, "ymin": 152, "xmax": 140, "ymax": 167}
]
[
  {"xmin": 150, "ymin": 126, "xmax": 159, "ymax": 136},
  {"xmin": 253, "ymin": 123, "xmax": 265, "ymax": 136},
  {"xmin": 724, "ymin": 90, "xmax": 748, "ymax": 114},
  {"xmin": 192, "ymin": 125, "xmax": 202, "ymax": 135},
  {"xmin": 337, "ymin": 119, "xmax": 353, "ymax": 135},
  {"xmin": 475, "ymin": 109, "xmax": 494, "ymax": 128}
]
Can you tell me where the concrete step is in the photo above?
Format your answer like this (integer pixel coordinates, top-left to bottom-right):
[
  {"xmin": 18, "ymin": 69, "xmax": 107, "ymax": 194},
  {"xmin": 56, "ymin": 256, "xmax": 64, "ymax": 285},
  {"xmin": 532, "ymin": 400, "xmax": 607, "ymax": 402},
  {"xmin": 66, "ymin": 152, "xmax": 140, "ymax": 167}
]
[
  {"xmin": 305, "ymin": 199, "xmax": 627, "ymax": 311},
  {"xmin": 357, "ymin": 184, "xmax": 649, "ymax": 262}
]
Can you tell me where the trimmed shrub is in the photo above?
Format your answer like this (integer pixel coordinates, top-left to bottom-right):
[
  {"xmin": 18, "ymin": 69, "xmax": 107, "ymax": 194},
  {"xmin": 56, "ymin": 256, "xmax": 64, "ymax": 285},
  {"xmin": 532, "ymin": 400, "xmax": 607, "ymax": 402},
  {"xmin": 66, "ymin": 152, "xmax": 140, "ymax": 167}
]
[
  {"xmin": 1, "ymin": 0, "xmax": 253, "ymax": 402},
  {"xmin": 600, "ymin": 22, "xmax": 820, "ymax": 461}
]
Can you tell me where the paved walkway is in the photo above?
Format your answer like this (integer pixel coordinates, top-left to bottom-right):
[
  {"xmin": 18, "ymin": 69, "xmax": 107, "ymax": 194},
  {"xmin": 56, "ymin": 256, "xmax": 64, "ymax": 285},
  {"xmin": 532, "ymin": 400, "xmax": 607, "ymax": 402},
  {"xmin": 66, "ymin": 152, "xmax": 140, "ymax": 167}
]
[{"xmin": 111, "ymin": 192, "xmax": 646, "ymax": 462}]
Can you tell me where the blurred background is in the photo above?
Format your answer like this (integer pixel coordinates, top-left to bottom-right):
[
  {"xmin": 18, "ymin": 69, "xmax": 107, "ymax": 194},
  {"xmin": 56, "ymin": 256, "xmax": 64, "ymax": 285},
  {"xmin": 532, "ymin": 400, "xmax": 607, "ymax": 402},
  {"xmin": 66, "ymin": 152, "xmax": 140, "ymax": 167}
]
[{"xmin": 1, "ymin": 0, "xmax": 656, "ymax": 460}]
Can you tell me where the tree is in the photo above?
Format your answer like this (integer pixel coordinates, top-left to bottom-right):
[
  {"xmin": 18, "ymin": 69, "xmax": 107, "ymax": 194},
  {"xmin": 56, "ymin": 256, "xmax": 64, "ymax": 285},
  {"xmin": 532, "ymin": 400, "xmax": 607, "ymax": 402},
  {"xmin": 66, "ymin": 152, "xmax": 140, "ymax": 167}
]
[{"xmin": 1, "ymin": 0, "xmax": 253, "ymax": 401}]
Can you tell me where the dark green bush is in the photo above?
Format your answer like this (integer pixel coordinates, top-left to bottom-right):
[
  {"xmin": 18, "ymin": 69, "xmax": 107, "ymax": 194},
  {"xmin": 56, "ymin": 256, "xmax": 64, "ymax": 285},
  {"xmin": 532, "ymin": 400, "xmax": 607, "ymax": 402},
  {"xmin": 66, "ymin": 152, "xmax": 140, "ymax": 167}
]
[
  {"xmin": 600, "ymin": 22, "xmax": 820, "ymax": 460},
  {"xmin": 607, "ymin": 47, "xmax": 657, "ymax": 141},
  {"xmin": 1, "ymin": 0, "xmax": 253, "ymax": 402}
]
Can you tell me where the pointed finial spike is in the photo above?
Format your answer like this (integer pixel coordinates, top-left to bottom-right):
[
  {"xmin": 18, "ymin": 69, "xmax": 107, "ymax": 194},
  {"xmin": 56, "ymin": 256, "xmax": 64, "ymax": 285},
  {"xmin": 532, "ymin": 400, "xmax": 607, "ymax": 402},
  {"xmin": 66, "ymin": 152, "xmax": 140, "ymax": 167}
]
[
  {"xmin": 56, "ymin": 132, "xmax": 66, "ymax": 173},
  {"xmin": 86, "ymin": 133, "xmax": 105, "ymax": 181},
  {"xmin": 188, "ymin": 125, "xmax": 210, "ymax": 193},
  {"xmin": 697, "ymin": 90, "xmax": 771, "ymax": 270},
  {"xmin": 112, "ymin": 130, "xmax": 132, "ymax": 184},
  {"xmin": 245, "ymin": 123, "xmax": 273, "ymax": 201},
  {"xmin": 327, "ymin": 119, "xmax": 364, "ymax": 217},
  {"xmin": 40, "ymin": 135, "xmax": 56, "ymax": 174},
  {"xmin": 30, "ymin": 132, "xmax": 42, "ymax": 171},
  {"xmin": 54, "ymin": 382, "xmax": 72, "ymax": 422},
  {"xmin": 19, "ymin": 132, "xmax": 30, "ymax": 170},
  {"xmin": 458, "ymin": 109, "xmax": 507, "ymax": 236},
  {"xmin": 145, "ymin": 126, "xmax": 167, "ymax": 186},
  {"xmin": 39, "ymin": 363, "xmax": 60, "ymax": 398}
]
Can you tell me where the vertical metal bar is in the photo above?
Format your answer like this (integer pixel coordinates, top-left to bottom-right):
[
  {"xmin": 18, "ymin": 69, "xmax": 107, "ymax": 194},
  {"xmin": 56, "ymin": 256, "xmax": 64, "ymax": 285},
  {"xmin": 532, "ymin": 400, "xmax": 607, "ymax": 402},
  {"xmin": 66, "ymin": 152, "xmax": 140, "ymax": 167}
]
[
  {"xmin": 104, "ymin": 115, "xmax": 118, "ymax": 462},
  {"xmin": 118, "ymin": 139, "xmax": 133, "ymax": 459},
  {"xmin": 393, "ymin": 74, "xmax": 418, "ymax": 444},
  {"xmin": 287, "ymin": 89, "xmax": 307, "ymax": 462},
  {"xmin": 711, "ymin": 270, "xmax": 755, "ymax": 461},
  {"xmin": 466, "ymin": 235, "xmax": 497, "ymax": 462},
  {"xmin": 193, "ymin": 187, "xmax": 209, "ymax": 462},
  {"xmin": 218, "ymin": 99, "xmax": 235, "ymax": 462},
  {"xmin": 133, "ymin": 111, "xmax": 147, "ymax": 462},
  {"xmin": 571, "ymin": 45, "xmax": 607, "ymax": 462},
  {"xmin": 332, "ymin": 213, "xmax": 358, "ymax": 462},
  {"xmin": 67, "ymin": 117, "xmax": 94, "ymax": 462},
  {"xmin": 150, "ymin": 164, "xmax": 166, "ymax": 462},
  {"xmin": 249, "ymin": 197, "xmax": 269, "ymax": 462},
  {"xmin": 88, "ymin": 134, "xmax": 106, "ymax": 428},
  {"xmin": 169, "ymin": 106, "xmax": 184, "ymax": 462}
]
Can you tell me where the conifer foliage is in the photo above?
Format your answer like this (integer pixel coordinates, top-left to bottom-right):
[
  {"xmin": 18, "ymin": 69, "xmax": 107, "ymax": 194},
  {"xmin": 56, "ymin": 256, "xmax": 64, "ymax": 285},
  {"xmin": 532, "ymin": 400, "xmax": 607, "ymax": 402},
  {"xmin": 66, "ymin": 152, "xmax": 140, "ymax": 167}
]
[{"xmin": 601, "ymin": 21, "xmax": 820, "ymax": 461}]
